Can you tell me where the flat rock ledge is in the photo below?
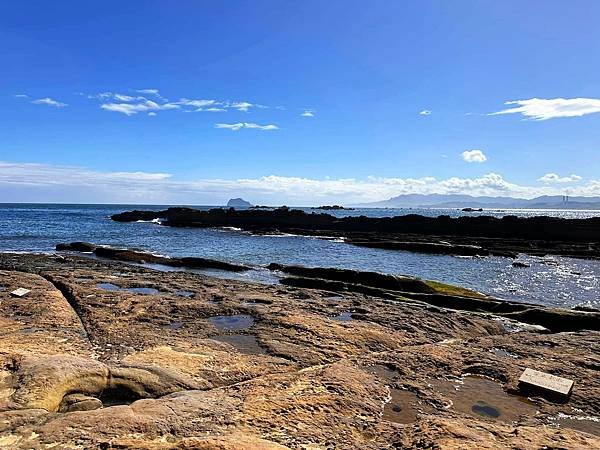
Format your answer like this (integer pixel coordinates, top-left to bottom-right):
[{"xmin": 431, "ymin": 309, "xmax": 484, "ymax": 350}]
[{"xmin": 1, "ymin": 252, "xmax": 599, "ymax": 449}]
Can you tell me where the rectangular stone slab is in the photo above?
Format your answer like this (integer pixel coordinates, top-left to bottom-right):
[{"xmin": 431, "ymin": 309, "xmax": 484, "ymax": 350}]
[
  {"xmin": 518, "ymin": 368, "xmax": 573, "ymax": 396},
  {"xmin": 10, "ymin": 288, "xmax": 31, "ymax": 297}
]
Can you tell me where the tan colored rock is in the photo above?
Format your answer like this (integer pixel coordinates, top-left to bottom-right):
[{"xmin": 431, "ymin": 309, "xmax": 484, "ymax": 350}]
[{"xmin": 0, "ymin": 253, "xmax": 598, "ymax": 449}]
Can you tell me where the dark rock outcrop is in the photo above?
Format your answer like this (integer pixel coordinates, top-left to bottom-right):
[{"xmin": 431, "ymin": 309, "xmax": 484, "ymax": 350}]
[
  {"xmin": 110, "ymin": 207, "xmax": 600, "ymax": 259},
  {"xmin": 56, "ymin": 242, "xmax": 250, "ymax": 272}
]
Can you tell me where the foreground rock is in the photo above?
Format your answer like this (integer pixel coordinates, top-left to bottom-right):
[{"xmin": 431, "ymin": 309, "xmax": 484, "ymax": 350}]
[
  {"xmin": 111, "ymin": 207, "xmax": 600, "ymax": 258},
  {"xmin": 0, "ymin": 253, "xmax": 599, "ymax": 448}
]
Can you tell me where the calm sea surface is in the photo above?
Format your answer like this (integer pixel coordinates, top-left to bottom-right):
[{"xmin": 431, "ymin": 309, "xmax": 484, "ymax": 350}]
[{"xmin": 1, "ymin": 203, "xmax": 599, "ymax": 309}]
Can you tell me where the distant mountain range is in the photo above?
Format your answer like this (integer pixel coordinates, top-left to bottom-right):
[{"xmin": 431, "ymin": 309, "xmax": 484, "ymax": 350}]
[{"xmin": 354, "ymin": 194, "xmax": 600, "ymax": 210}]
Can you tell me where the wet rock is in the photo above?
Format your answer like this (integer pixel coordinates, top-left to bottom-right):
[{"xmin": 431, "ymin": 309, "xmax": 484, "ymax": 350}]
[
  {"xmin": 57, "ymin": 242, "xmax": 251, "ymax": 272},
  {"xmin": 512, "ymin": 261, "xmax": 531, "ymax": 268}
]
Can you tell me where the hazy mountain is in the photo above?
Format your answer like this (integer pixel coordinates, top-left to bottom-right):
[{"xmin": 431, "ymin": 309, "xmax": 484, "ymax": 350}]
[{"xmin": 354, "ymin": 194, "xmax": 600, "ymax": 210}]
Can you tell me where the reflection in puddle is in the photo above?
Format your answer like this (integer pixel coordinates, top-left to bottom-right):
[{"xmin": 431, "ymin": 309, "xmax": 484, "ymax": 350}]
[
  {"xmin": 175, "ymin": 290, "xmax": 195, "ymax": 298},
  {"xmin": 432, "ymin": 375, "xmax": 537, "ymax": 422},
  {"xmin": 332, "ymin": 311, "xmax": 353, "ymax": 322},
  {"xmin": 128, "ymin": 287, "xmax": 159, "ymax": 295},
  {"xmin": 209, "ymin": 314, "xmax": 255, "ymax": 331},
  {"xmin": 96, "ymin": 283, "xmax": 159, "ymax": 295},
  {"xmin": 383, "ymin": 389, "xmax": 420, "ymax": 424},
  {"xmin": 97, "ymin": 282, "xmax": 121, "ymax": 291},
  {"xmin": 213, "ymin": 334, "xmax": 266, "ymax": 355}
]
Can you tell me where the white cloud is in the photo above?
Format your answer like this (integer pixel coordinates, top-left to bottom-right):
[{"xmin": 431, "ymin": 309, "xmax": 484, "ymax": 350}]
[
  {"xmin": 137, "ymin": 89, "xmax": 161, "ymax": 96},
  {"xmin": 419, "ymin": 110, "xmax": 431, "ymax": 116},
  {"xmin": 461, "ymin": 149, "xmax": 487, "ymax": 163},
  {"xmin": 101, "ymin": 100, "xmax": 179, "ymax": 116},
  {"xmin": 113, "ymin": 94, "xmax": 140, "ymax": 102},
  {"xmin": 30, "ymin": 97, "xmax": 68, "ymax": 108},
  {"xmin": 215, "ymin": 122, "xmax": 278, "ymax": 131},
  {"xmin": 227, "ymin": 101, "xmax": 254, "ymax": 112},
  {"xmin": 176, "ymin": 99, "xmax": 217, "ymax": 109},
  {"xmin": 3, "ymin": 161, "xmax": 600, "ymax": 204},
  {"xmin": 301, "ymin": 110, "xmax": 315, "ymax": 117},
  {"xmin": 490, "ymin": 98, "xmax": 600, "ymax": 120},
  {"xmin": 538, "ymin": 173, "xmax": 582, "ymax": 183},
  {"xmin": 148, "ymin": 112, "xmax": 157, "ymax": 117},
  {"xmin": 14, "ymin": 94, "xmax": 29, "ymax": 99}
]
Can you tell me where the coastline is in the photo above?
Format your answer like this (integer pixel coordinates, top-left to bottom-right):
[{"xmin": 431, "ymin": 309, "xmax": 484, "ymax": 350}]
[{"xmin": 0, "ymin": 251, "xmax": 599, "ymax": 447}]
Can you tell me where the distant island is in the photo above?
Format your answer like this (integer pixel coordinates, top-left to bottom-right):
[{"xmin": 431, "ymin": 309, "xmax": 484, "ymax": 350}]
[
  {"xmin": 461, "ymin": 207, "xmax": 483, "ymax": 212},
  {"xmin": 312, "ymin": 205, "xmax": 354, "ymax": 210},
  {"xmin": 226, "ymin": 198, "xmax": 252, "ymax": 208},
  {"xmin": 355, "ymin": 194, "xmax": 600, "ymax": 210}
]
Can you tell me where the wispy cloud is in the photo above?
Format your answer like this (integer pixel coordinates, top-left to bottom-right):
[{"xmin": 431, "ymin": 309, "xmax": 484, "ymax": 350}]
[
  {"xmin": 215, "ymin": 122, "xmax": 278, "ymax": 131},
  {"xmin": 19, "ymin": 96, "xmax": 68, "ymax": 107},
  {"xmin": 301, "ymin": 110, "xmax": 315, "ymax": 117},
  {"xmin": 461, "ymin": 149, "xmax": 487, "ymax": 163},
  {"xmin": 2, "ymin": 161, "xmax": 598, "ymax": 204},
  {"xmin": 419, "ymin": 110, "xmax": 431, "ymax": 116},
  {"xmin": 538, "ymin": 173, "xmax": 582, "ymax": 183},
  {"xmin": 489, "ymin": 98, "xmax": 600, "ymax": 120},
  {"xmin": 84, "ymin": 91, "xmax": 271, "ymax": 116},
  {"xmin": 136, "ymin": 88, "xmax": 161, "ymax": 96}
]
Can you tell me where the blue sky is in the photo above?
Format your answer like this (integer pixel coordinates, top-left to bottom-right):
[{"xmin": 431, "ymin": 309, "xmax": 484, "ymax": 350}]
[{"xmin": 1, "ymin": 0, "xmax": 599, "ymax": 204}]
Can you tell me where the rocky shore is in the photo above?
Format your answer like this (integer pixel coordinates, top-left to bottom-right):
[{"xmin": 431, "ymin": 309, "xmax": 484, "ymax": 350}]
[
  {"xmin": 1, "ymin": 251, "xmax": 599, "ymax": 448},
  {"xmin": 111, "ymin": 207, "xmax": 600, "ymax": 259}
]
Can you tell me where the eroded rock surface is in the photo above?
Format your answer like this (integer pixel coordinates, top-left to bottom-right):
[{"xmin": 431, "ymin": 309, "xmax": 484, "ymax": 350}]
[{"xmin": 0, "ymin": 253, "xmax": 599, "ymax": 449}]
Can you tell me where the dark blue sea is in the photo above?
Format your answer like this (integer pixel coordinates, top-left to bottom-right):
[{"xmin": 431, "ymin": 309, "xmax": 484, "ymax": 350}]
[{"xmin": 1, "ymin": 203, "xmax": 599, "ymax": 309}]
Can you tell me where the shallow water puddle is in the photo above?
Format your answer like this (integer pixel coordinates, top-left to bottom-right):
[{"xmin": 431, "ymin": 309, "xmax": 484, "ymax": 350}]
[
  {"xmin": 128, "ymin": 287, "xmax": 159, "ymax": 295},
  {"xmin": 208, "ymin": 314, "xmax": 255, "ymax": 331},
  {"xmin": 490, "ymin": 348, "xmax": 520, "ymax": 359},
  {"xmin": 383, "ymin": 389, "xmax": 420, "ymax": 424},
  {"xmin": 96, "ymin": 282, "xmax": 121, "ymax": 291},
  {"xmin": 332, "ymin": 311, "xmax": 353, "ymax": 322},
  {"xmin": 175, "ymin": 290, "xmax": 195, "ymax": 298},
  {"xmin": 96, "ymin": 283, "xmax": 159, "ymax": 295},
  {"xmin": 213, "ymin": 334, "xmax": 266, "ymax": 355},
  {"xmin": 433, "ymin": 375, "xmax": 537, "ymax": 422}
]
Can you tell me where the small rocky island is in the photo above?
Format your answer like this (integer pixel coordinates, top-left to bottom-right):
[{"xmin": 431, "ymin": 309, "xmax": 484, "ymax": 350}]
[
  {"xmin": 0, "ymin": 249, "xmax": 599, "ymax": 448},
  {"xmin": 226, "ymin": 198, "xmax": 253, "ymax": 208},
  {"xmin": 312, "ymin": 205, "xmax": 354, "ymax": 210}
]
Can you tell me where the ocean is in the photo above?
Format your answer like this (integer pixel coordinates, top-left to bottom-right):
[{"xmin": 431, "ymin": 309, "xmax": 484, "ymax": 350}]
[{"xmin": 1, "ymin": 203, "xmax": 599, "ymax": 309}]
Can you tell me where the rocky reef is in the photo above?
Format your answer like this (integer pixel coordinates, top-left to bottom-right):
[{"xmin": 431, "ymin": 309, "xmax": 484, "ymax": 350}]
[
  {"xmin": 1, "ymin": 252, "xmax": 599, "ymax": 448},
  {"xmin": 111, "ymin": 207, "xmax": 600, "ymax": 258}
]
